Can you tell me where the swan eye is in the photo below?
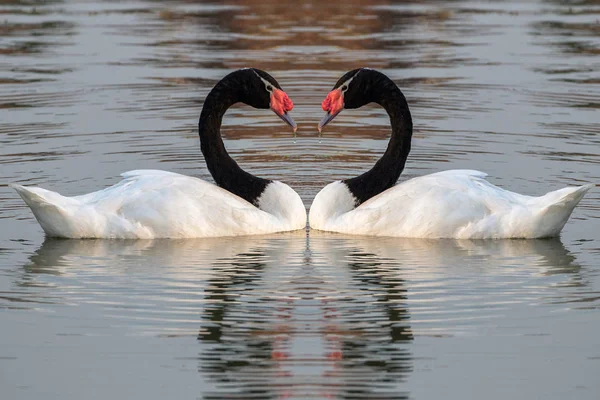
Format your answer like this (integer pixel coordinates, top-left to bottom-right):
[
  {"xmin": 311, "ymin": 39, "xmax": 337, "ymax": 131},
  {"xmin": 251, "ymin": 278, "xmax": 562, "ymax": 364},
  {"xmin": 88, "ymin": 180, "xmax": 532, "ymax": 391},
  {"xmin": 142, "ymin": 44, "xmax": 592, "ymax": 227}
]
[
  {"xmin": 267, "ymin": 85, "xmax": 273, "ymax": 92},
  {"xmin": 341, "ymin": 85, "xmax": 348, "ymax": 92}
]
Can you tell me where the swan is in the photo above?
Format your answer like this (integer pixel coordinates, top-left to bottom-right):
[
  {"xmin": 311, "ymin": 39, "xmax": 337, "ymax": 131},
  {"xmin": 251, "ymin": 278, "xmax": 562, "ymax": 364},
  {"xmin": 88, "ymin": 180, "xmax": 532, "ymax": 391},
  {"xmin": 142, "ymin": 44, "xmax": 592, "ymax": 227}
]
[
  {"xmin": 10, "ymin": 68, "xmax": 307, "ymax": 239},
  {"xmin": 309, "ymin": 68, "xmax": 593, "ymax": 239}
]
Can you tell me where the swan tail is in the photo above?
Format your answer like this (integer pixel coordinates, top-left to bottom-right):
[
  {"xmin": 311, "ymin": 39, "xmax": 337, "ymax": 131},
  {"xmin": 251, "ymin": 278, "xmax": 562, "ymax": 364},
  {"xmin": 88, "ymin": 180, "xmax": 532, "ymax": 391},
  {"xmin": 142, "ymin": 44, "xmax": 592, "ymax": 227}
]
[
  {"xmin": 9, "ymin": 184, "xmax": 78, "ymax": 238},
  {"xmin": 533, "ymin": 184, "xmax": 594, "ymax": 237}
]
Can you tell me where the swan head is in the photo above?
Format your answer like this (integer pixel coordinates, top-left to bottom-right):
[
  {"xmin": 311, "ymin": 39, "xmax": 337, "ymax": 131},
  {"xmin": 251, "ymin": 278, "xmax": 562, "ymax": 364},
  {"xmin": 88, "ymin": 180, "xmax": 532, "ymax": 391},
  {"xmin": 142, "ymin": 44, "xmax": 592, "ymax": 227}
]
[
  {"xmin": 319, "ymin": 68, "xmax": 393, "ymax": 132},
  {"xmin": 232, "ymin": 68, "xmax": 297, "ymax": 132}
]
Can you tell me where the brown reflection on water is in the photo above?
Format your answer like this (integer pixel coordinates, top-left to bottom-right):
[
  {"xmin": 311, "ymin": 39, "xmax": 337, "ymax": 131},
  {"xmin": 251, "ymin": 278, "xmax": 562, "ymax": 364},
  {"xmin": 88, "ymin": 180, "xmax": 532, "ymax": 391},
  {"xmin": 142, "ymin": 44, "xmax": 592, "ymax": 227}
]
[
  {"xmin": 0, "ymin": 18, "xmax": 75, "ymax": 57},
  {"xmin": 126, "ymin": 0, "xmax": 476, "ymax": 75}
]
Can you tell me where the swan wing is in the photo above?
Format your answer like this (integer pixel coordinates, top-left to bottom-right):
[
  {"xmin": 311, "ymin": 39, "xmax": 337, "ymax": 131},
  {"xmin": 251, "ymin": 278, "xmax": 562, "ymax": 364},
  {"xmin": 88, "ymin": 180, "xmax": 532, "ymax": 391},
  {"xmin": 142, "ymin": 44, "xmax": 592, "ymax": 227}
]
[
  {"xmin": 331, "ymin": 170, "xmax": 591, "ymax": 238},
  {"xmin": 11, "ymin": 170, "xmax": 282, "ymax": 239}
]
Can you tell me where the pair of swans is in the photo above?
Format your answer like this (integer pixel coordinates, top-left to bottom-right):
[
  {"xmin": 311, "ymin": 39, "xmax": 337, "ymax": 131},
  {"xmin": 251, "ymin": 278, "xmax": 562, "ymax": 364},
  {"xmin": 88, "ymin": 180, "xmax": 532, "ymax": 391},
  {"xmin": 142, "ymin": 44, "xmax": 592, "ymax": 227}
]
[{"xmin": 11, "ymin": 68, "xmax": 593, "ymax": 239}]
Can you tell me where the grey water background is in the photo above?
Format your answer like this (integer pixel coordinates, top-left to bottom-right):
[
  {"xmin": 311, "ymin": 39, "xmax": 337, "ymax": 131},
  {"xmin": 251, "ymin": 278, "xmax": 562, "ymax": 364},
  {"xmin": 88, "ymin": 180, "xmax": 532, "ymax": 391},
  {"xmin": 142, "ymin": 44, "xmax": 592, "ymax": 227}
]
[{"xmin": 1, "ymin": 0, "xmax": 599, "ymax": 399}]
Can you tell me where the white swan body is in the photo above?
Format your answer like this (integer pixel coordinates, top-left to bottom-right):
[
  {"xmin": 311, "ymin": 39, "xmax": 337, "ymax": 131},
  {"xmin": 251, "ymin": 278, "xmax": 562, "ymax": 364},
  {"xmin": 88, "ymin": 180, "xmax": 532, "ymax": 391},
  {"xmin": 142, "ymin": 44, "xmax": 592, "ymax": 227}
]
[
  {"xmin": 11, "ymin": 69, "xmax": 306, "ymax": 239},
  {"xmin": 11, "ymin": 170, "xmax": 306, "ymax": 239},
  {"xmin": 312, "ymin": 68, "xmax": 592, "ymax": 239},
  {"xmin": 309, "ymin": 170, "xmax": 592, "ymax": 239}
]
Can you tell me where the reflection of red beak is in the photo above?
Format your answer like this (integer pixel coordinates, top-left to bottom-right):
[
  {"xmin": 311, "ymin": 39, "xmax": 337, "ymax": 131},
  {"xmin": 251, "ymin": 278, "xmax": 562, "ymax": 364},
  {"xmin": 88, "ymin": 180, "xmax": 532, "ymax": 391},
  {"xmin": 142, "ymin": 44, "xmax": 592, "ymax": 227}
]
[
  {"xmin": 319, "ymin": 89, "xmax": 344, "ymax": 132},
  {"xmin": 270, "ymin": 89, "xmax": 296, "ymax": 132}
]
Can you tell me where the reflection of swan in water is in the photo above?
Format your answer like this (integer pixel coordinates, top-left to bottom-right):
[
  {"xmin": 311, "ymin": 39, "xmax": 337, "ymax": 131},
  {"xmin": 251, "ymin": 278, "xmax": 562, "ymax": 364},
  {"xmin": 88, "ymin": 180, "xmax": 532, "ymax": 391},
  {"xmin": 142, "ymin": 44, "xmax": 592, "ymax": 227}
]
[
  {"xmin": 307, "ymin": 233, "xmax": 585, "ymax": 397},
  {"xmin": 310, "ymin": 231, "xmax": 582, "ymax": 278},
  {"xmin": 19, "ymin": 233, "xmax": 585, "ymax": 399},
  {"xmin": 196, "ymin": 243, "xmax": 293, "ymax": 399},
  {"xmin": 195, "ymin": 232, "xmax": 414, "ymax": 400},
  {"xmin": 23, "ymin": 234, "xmax": 305, "ymax": 277},
  {"xmin": 22, "ymin": 233, "xmax": 584, "ymax": 299},
  {"xmin": 310, "ymin": 234, "xmax": 413, "ymax": 400},
  {"xmin": 15, "ymin": 236, "xmax": 302, "ymax": 330},
  {"xmin": 20, "ymin": 233, "xmax": 308, "ymax": 399},
  {"xmin": 312, "ymin": 232, "xmax": 586, "ymax": 341}
]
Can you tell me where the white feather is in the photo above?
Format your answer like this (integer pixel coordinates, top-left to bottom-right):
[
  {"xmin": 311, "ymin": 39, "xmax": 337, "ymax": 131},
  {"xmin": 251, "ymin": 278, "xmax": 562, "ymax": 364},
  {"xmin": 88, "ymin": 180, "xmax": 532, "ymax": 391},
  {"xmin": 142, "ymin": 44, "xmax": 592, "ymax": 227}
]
[
  {"xmin": 10, "ymin": 170, "xmax": 307, "ymax": 239},
  {"xmin": 309, "ymin": 170, "xmax": 593, "ymax": 239}
]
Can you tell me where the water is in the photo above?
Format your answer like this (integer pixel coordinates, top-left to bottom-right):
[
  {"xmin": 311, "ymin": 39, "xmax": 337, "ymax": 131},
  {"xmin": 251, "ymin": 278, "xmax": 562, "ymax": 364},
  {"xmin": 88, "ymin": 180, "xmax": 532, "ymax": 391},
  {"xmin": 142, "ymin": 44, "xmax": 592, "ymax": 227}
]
[{"xmin": 1, "ymin": 0, "xmax": 599, "ymax": 398}]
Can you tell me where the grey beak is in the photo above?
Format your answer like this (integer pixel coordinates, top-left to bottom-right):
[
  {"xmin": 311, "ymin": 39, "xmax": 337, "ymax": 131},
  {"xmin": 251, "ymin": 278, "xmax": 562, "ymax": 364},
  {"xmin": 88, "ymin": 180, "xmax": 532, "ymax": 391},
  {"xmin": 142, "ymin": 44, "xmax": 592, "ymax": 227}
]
[
  {"xmin": 318, "ymin": 109, "xmax": 342, "ymax": 133},
  {"xmin": 275, "ymin": 111, "xmax": 297, "ymax": 133}
]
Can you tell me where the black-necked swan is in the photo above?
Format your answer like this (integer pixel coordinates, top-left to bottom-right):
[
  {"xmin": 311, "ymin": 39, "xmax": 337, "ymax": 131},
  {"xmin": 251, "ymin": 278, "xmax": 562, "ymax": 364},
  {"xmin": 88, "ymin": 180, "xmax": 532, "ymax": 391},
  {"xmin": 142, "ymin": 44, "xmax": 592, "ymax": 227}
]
[
  {"xmin": 309, "ymin": 68, "xmax": 593, "ymax": 239},
  {"xmin": 11, "ymin": 68, "xmax": 307, "ymax": 239}
]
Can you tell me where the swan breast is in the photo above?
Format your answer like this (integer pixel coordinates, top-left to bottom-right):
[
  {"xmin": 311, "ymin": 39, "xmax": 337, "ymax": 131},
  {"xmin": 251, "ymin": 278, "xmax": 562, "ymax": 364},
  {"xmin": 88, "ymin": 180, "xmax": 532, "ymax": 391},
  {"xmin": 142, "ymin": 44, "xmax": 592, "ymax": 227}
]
[{"xmin": 257, "ymin": 181, "xmax": 307, "ymax": 230}]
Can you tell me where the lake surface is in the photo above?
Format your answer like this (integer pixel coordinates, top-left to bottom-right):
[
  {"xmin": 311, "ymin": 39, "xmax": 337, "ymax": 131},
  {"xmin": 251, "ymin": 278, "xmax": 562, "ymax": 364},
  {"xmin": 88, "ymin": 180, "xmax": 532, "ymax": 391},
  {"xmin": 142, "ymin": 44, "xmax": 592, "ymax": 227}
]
[{"xmin": 1, "ymin": 0, "xmax": 599, "ymax": 399}]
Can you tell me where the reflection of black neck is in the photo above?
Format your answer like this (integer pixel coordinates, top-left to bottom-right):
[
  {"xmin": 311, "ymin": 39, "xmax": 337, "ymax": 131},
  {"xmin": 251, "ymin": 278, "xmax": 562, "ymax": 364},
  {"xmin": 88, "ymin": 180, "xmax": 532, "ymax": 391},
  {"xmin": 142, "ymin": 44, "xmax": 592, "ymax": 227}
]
[
  {"xmin": 197, "ymin": 251, "xmax": 272, "ymax": 398},
  {"xmin": 347, "ymin": 250, "xmax": 413, "ymax": 342},
  {"xmin": 343, "ymin": 249, "xmax": 412, "ymax": 399},
  {"xmin": 198, "ymin": 78, "xmax": 270, "ymax": 206},
  {"xmin": 343, "ymin": 80, "xmax": 413, "ymax": 206}
]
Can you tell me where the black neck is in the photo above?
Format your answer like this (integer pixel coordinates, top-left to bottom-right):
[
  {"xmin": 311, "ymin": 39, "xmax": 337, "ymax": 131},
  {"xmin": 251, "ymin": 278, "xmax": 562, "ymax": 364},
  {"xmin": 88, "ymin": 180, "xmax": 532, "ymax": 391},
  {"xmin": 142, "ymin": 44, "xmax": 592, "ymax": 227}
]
[
  {"xmin": 343, "ymin": 80, "xmax": 413, "ymax": 206},
  {"xmin": 198, "ymin": 79, "xmax": 270, "ymax": 206}
]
